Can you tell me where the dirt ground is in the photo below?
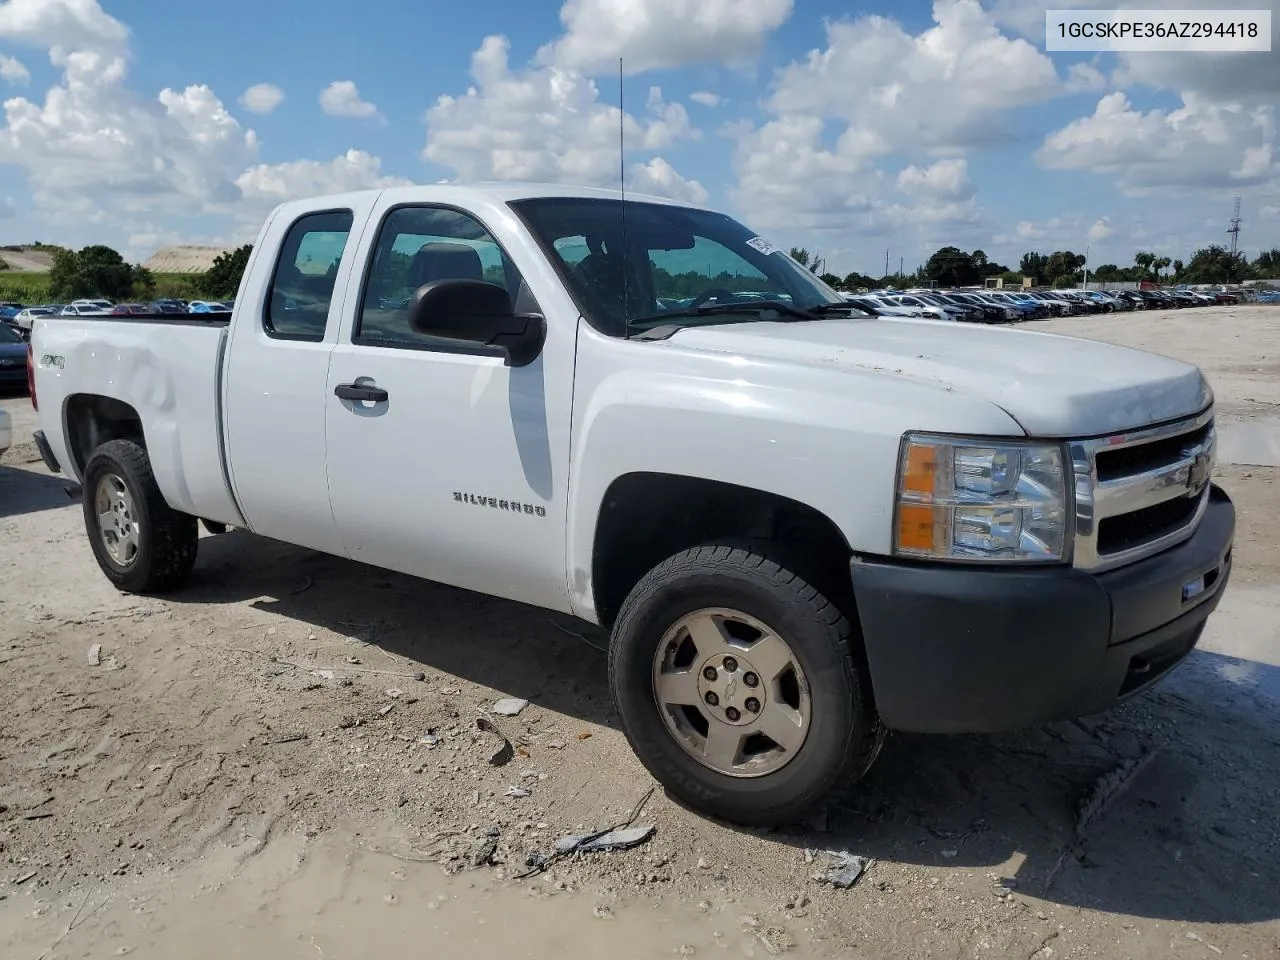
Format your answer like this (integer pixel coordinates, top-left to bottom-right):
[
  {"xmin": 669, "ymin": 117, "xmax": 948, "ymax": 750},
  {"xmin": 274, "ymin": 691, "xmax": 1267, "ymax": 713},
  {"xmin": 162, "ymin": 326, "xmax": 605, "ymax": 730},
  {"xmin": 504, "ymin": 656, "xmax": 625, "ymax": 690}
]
[{"xmin": 2, "ymin": 305, "xmax": 1278, "ymax": 960}]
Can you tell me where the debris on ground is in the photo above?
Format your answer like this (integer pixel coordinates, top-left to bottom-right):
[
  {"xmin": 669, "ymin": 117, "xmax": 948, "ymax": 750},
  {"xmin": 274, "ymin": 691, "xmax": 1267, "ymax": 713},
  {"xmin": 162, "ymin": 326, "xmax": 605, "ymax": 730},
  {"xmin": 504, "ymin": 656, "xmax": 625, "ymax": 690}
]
[
  {"xmin": 477, "ymin": 716, "xmax": 515, "ymax": 766},
  {"xmin": 519, "ymin": 788, "xmax": 656, "ymax": 878},
  {"xmin": 491, "ymin": 698, "xmax": 529, "ymax": 717},
  {"xmin": 378, "ymin": 704, "xmax": 394, "ymax": 717},
  {"xmin": 87, "ymin": 643, "xmax": 101, "ymax": 666},
  {"xmin": 1075, "ymin": 749, "xmax": 1160, "ymax": 838},
  {"xmin": 265, "ymin": 733, "xmax": 308, "ymax": 746},
  {"xmin": 470, "ymin": 827, "xmax": 501, "ymax": 869},
  {"xmin": 812, "ymin": 851, "xmax": 872, "ymax": 889},
  {"xmin": 552, "ymin": 825, "xmax": 654, "ymax": 855},
  {"xmin": 506, "ymin": 787, "xmax": 531, "ymax": 798},
  {"xmin": 419, "ymin": 731, "xmax": 440, "ymax": 748}
]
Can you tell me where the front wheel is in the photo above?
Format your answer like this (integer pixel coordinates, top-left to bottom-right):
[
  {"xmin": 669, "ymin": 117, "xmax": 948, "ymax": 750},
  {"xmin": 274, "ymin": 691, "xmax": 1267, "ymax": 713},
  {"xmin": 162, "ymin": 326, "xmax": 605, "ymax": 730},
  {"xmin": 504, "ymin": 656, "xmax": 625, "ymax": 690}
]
[
  {"xmin": 609, "ymin": 543, "xmax": 883, "ymax": 826},
  {"xmin": 82, "ymin": 439, "xmax": 198, "ymax": 593}
]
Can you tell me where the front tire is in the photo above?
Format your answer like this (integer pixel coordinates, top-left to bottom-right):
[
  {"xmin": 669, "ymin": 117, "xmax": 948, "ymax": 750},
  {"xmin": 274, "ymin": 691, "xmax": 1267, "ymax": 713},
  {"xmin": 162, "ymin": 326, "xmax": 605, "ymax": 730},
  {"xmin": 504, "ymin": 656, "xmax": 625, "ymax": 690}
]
[
  {"xmin": 82, "ymin": 439, "xmax": 198, "ymax": 593},
  {"xmin": 609, "ymin": 543, "xmax": 883, "ymax": 826}
]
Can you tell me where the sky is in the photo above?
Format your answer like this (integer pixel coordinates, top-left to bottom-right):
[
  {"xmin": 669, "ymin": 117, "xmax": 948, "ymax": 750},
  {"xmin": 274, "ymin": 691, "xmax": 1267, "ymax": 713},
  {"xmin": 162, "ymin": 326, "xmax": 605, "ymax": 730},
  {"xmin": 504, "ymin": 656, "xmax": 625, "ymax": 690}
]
[{"xmin": 0, "ymin": 0, "xmax": 1275, "ymax": 275}]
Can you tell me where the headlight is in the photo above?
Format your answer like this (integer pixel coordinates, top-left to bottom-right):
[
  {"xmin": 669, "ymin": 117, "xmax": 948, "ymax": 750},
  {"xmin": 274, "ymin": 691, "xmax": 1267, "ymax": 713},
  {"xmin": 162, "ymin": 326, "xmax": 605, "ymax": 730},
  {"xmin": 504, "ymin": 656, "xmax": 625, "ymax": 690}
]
[{"xmin": 894, "ymin": 433, "xmax": 1070, "ymax": 563}]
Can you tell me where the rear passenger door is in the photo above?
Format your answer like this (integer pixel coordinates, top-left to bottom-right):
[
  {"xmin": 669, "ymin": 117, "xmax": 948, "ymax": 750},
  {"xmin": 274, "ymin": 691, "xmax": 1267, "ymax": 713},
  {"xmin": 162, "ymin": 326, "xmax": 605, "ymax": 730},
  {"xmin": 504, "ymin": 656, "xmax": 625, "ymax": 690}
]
[{"xmin": 223, "ymin": 200, "xmax": 373, "ymax": 557}]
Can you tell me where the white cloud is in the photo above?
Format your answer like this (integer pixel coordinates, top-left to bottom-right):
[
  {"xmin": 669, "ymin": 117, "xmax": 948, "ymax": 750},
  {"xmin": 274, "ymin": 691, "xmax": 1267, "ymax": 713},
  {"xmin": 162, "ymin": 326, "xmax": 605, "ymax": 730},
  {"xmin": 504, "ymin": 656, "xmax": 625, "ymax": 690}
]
[
  {"xmin": 764, "ymin": 0, "xmax": 1061, "ymax": 160},
  {"xmin": 239, "ymin": 82, "xmax": 284, "ymax": 114},
  {"xmin": 1037, "ymin": 92, "xmax": 1278, "ymax": 193},
  {"xmin": 539, "ymin": 0, "xmax": 793, "ymax": 74},
  {"xmin": 1088, "ymin": 217, "xmax": 1113, "ymax": 242},
  {"xmin": 236, "ymin": 149, "xmax": 412, "ymax": 211},
  {"xmin": 897, "ymin": 158, "xmax": 974, "ymax": 201},
  {"xmin": 423, "ymin": 35, "xmax": 701, "ymax": 194},
  {"xmin": 0, "ymin": 2, "xmax": 403, "ymax": 253},
  {"xmin": 629, "ymin": 157, "xmax": 707, "ymax": 203},
  {"xmin": 0, "ymin": 48, "xmax": 258, "ymax": 219},
  {"xmin": 727, "ymin": 0, "xmax": 1052, "ymax": 247},
  {"xmin": 689, "ymin": 90, "xmax": 722, "ymax": 107},
  {"xmin": 319, "ymin": 80, "xmax": 379, "ymax": 119},
  {"xmin": 1065, "ymin": 61, "xmax": 1106, "ymax": 94},
  {"xmin": 0, "ymin": 0, "xmax": 128, "ymax": 53},
  {"xmin": 0, "ymin": 54, "xmax": 29, "ymax": 84}
]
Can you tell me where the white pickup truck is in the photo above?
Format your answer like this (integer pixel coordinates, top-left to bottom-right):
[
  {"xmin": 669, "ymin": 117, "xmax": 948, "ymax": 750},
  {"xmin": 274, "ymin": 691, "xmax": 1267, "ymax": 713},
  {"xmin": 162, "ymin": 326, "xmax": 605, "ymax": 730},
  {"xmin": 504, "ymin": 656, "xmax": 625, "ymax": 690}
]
[{"xmin": 27, "ymin": 183, "xmax": 1234, "ymax": 826}]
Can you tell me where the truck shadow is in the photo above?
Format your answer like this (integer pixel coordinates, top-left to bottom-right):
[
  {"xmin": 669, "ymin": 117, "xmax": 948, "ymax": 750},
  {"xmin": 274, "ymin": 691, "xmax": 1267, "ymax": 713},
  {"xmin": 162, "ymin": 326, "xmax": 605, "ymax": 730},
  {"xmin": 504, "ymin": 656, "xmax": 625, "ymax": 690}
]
[
  {"xmin": 0, "ymin": 464, "xmax": 75, "ymax": 519},
  {"xmin": 174, "ymin": 529, "xmax": 1279, "ymax": 927}
]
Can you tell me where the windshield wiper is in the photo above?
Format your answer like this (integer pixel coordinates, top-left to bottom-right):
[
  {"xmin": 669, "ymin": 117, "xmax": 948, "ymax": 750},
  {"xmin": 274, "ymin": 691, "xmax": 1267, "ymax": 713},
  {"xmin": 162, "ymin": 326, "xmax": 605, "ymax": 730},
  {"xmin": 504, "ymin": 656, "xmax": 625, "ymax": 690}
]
[{"xmin": 629, "ymin": 299, "xmax": 823, "ymax": 339}]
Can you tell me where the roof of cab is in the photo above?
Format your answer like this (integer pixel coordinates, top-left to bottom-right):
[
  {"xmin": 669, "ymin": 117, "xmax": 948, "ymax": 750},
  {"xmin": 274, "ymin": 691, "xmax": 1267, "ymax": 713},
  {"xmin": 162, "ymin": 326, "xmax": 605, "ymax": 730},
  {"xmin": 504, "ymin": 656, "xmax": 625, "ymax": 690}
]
[{"xmin": 271, "ymin": 181, "xmax": 711, "ymax": 217}]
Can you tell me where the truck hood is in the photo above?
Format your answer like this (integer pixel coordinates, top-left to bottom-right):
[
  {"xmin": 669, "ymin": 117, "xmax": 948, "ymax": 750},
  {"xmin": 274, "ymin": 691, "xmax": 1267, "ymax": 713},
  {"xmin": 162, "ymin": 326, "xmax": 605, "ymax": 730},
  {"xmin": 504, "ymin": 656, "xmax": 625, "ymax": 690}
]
[{"xmin": 665, "ymin": 317, "xmax": 1211, "ymax": 437}]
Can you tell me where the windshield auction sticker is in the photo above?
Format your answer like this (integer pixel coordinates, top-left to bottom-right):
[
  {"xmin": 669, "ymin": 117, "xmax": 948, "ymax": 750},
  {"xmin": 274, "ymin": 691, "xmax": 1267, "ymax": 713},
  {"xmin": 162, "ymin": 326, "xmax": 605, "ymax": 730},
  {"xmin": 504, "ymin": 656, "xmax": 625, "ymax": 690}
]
[
  {"xmin": 1046, "ymin": 8, "xmax": 1271, "ymax": 51},
  {"xmin": 746, "ymin": 237, "xmax": 782, "ymax": 257}
]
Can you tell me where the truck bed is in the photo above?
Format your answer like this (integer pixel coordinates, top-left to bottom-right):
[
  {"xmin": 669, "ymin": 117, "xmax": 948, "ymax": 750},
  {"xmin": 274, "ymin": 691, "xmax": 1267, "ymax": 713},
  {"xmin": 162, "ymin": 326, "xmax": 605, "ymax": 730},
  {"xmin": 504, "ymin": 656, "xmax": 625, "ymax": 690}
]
[{"xmin": 31, "ymin": 315, "xmax": 243, "ymax": 527}]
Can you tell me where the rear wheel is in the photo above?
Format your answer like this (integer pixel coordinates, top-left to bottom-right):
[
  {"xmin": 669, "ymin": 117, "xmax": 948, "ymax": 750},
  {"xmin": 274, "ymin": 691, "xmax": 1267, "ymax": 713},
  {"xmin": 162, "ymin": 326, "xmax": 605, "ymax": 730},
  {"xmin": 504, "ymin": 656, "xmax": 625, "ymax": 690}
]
[
  {"xmin": 82, "ymin": 439, "xmax": 198, "ymax": 593},
  {"xmin": 609, "ymin": 543, "xmax": 883, "ymax": 826}
]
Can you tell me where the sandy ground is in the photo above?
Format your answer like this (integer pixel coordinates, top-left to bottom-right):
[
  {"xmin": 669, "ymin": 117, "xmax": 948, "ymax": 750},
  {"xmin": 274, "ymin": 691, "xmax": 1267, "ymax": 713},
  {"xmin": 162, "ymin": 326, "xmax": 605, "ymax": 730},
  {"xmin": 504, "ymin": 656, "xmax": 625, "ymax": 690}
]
[{"xmin": 1, "ymin": 305, "xmax": 1278, "ymax": 960}]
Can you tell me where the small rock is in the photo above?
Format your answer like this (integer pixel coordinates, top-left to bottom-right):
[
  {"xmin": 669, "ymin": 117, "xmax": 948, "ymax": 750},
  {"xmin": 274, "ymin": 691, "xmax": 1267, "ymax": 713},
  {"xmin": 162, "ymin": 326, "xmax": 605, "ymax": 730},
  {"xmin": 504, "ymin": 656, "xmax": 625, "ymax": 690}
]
[
  {"xmin": 1107, "ymin": 729, "xmax": 1144, "ymax": 760},
  {"xmin": 383, "ymin": 893, "xmax": 398, "ymax": 905},
  {"xmin": 993, "ymin": 885, "xmax": 1013, "ymax": 899},
  {"xmin": 697, "ymin": 857, "xmax": 709, "ymax": 870},
  {"xmin": 593, "ymin": 905, "xmax": 613, "ymax": 920},
  {"xmin": 317, "ymin": 670, "xmax": 336, "ymax": 681},
  {"xmin": 414, "ymin": 672, "xmax": 427, "ymax": 682},
  {"xmin": 87, "ymin": 643, "xmax": 102, "ymax": 666},
  {"xmin": 385, "ymin": 689, "xmax": 404, "ymax": 699},
  {"xmin": 547, "ymin": 740, "xmax": 567, "ymax": 750},
  {"xmin": 506, "ymin": 787, "xmax": 531, "ymax": 798},
  {"xmin": 379, "ymin": 704, "xmax": 395, "ymax": 717},
  {"xmin": 492, "ymin": 698, "xmax": 530, "ymax": 717}
]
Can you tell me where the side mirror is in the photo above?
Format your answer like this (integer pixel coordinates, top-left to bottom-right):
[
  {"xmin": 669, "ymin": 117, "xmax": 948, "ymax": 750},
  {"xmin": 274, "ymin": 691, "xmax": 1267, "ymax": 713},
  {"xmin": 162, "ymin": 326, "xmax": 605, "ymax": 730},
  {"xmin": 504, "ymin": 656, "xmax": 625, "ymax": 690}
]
[{"xmin": 407, "ymin": 279, "xmax": 545, "ymax": 367}]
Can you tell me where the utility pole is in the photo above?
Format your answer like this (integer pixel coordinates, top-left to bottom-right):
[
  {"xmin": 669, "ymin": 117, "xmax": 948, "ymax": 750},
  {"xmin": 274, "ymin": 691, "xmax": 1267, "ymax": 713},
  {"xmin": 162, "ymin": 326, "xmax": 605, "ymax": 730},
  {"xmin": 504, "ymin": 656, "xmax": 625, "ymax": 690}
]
[
  {"xmin": 1227, "ymin": 196, "xmax": 1242, "ymax": 283},
  {"xmin": 1227, "ymin": 196, "xmax": 1242, "ymax": 258},
  {"xmin": 885, "ymin": 249, "xmax": 889, "ymax": 277},
  {"xmin": 1083, "ymin": 244, "xmax": 1090, "ymax": 290}
]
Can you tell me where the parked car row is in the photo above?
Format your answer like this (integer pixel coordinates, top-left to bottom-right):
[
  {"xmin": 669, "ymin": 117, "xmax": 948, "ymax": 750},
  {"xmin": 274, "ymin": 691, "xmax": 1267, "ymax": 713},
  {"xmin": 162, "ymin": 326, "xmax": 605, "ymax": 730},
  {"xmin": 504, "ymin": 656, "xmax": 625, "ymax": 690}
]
[
  {"xmin": 2, "ymin": 297, "xmax": 235, "ymax": 340},
  {"xmin": 840, "ymin": 285, "xmax": 1239, "ymax": 324}
]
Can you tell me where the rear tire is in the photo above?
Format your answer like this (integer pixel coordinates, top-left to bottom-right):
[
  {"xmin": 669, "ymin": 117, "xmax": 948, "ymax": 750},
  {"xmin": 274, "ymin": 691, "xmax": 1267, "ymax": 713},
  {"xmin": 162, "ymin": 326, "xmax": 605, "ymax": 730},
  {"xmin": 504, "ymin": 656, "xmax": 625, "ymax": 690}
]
[
  {"xmin": 82, "ymin": 439, "xmax": 198, "ymax": 593},
  {"xmin": 609, "ymin": 543, "xmax": 883, "ymax": 827}
]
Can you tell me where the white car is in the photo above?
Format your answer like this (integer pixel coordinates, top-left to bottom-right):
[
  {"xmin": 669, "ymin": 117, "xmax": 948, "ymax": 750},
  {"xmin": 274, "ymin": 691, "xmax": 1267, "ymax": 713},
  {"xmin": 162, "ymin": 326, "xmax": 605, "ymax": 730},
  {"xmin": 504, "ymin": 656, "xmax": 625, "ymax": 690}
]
[
  {"xmin": 13, "ymin": 306, "xmax": 55, "ymax": 330},
  {"xmin": 28, "ymin": 181, "xmax": 1236, "ymax": 828},
  {"xmin": 0, "ymin": 406, "xmax": 11, "ymax": 458}
]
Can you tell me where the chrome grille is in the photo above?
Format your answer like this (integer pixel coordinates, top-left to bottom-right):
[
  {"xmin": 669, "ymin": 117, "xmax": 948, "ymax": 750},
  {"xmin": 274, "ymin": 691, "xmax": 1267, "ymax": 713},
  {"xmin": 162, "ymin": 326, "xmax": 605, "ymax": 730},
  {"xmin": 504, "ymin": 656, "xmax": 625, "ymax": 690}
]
[{"xmin": 1068, "ymin": 409, "xmax": 1215, "ymax": 572}]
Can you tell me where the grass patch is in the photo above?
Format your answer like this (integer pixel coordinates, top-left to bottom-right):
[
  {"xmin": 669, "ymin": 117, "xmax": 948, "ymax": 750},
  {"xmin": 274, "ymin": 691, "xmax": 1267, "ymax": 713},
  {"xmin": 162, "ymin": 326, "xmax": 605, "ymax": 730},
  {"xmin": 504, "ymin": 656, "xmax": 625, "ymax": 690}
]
[{"xmin": 0, "ymin": 272, "xmax": 205, "ymax": 303}]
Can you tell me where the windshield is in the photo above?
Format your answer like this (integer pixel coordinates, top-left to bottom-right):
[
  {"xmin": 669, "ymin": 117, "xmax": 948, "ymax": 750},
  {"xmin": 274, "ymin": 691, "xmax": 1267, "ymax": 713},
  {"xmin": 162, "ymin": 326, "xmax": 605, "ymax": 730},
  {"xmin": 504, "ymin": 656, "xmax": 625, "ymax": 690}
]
[
  {"xmin": 511, "ymin": 198, "xmax": 850, "ymax": 337},
  {"xmin": 0, "ymin": 324, "xmax": 21, "ymax": 343}
]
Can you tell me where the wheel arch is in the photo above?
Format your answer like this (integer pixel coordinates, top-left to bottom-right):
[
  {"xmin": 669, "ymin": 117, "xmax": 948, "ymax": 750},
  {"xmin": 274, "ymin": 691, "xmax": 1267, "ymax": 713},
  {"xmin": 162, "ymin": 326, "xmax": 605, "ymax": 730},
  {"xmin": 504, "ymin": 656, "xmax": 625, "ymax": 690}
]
[{"xmin": 589, "ymin": 472, "xmax": 856, "ymax": 630}]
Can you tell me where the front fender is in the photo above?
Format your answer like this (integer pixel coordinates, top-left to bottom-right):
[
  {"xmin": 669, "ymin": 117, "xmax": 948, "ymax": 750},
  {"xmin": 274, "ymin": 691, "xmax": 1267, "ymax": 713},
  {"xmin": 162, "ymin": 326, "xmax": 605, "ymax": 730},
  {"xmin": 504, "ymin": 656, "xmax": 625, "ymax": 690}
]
[{"xmin": 565, "ymin": 326, "xmax": 1025, "ymax": 621}]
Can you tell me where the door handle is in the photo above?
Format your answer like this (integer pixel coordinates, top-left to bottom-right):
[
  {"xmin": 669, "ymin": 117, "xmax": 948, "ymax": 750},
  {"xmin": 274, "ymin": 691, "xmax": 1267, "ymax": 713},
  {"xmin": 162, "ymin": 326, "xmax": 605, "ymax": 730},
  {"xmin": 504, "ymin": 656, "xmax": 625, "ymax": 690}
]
[{"xmin": 334, "ymin": 382, "xmax": 389, "ymax": 403}]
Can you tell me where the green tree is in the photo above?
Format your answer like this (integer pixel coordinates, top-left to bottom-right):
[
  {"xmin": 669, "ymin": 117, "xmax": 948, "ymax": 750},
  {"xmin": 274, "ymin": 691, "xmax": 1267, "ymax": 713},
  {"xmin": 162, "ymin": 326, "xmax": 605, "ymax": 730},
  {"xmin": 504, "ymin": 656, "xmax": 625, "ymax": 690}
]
[
  {"xmin": 1020, "ymin": 252, "xmax": 1048, "ymax": 283},
  {"xmin": 48, "ymin": 244, "xmax": 139, "ymax": 300},
  {"xmin": 1134, "ymin": 251, "xmax": 1156, "ymax": 278},
  {"xmin": 924, "ymin": 246, "xmax": 977, "ymax": 287},
  {"xmin": 201, "ymin": 244, "xmax": 253, "ymax": 299},
  {"xmin": 1180, "ymin": 245, "xmax": 1249, "ymax": 284},
  {"xmin": 842, "ymin": 271, "xmax": 876, "ymax": 290},
  {"xmin": 1254, "ymin": 248, "xmax": 1280, "ymax": 276},
  {"xmin": 1044, "ymin": 251, "xmax": 1086, "ymax": 283},
  {"xmin": 787, "ymin": 247, "xmax": 823, "ymax": 274},
  {"xmin": 1172, "ymin": 259, "xmax": 1184, "ymax": 279},
  {"xmin": 819, "ymin": 272, "xmax": 842, "ymax": 288},
  {"xmin": 1153, "ymin": 255, "xmax": 1172, "ymax": 279}
]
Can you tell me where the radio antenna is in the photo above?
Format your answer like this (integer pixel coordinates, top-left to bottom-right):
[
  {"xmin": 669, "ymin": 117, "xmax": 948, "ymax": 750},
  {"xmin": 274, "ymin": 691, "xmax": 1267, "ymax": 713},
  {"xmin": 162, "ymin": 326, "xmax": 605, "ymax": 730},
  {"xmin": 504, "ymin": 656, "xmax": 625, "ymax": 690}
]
[{"xmin": 619, "ymin": 56, "xmax": 631, "ymax": 339}]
